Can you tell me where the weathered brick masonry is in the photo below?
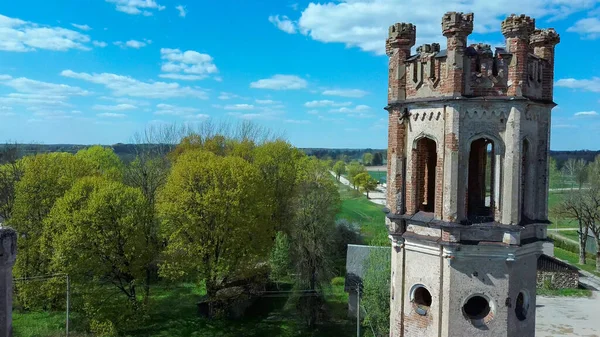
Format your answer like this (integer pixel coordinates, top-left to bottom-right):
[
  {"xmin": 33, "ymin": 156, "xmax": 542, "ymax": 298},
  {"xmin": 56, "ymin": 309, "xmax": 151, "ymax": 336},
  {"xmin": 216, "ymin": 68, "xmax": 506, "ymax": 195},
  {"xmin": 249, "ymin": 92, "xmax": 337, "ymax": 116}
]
[{"xmin": 384, "ymin": 12, "xmax": 560, "ymax": 337}]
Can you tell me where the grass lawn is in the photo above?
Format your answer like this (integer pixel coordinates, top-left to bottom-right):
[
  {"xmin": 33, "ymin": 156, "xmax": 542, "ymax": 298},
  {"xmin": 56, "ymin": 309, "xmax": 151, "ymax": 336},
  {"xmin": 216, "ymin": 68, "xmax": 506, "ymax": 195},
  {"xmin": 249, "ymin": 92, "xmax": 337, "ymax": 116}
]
[
  {"xmin": 367, "ymin": 171, "xmax": 386, "ymax": 184},
  {"xmin": 537, "ymin": 287, "xmax": 592, "ymax": 298},
  {"xmin": 14, "ymin": 281, "xmax": 354, "ymax": 337},
  {"xmin": 554, "ymin": 247, "xmax": 600, "ymax": 277},
  {"xmin": 336, "ymin": 181, "xmax": 388, "ymax": 246}
]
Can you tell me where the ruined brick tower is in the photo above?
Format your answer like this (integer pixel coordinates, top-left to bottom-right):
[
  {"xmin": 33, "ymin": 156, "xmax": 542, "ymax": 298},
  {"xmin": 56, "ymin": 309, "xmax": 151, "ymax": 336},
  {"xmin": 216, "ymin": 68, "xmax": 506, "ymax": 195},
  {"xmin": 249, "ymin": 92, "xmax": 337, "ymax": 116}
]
[{"xmin": 384, "ymin": 12, "xmax": 559, "ymax": 337}]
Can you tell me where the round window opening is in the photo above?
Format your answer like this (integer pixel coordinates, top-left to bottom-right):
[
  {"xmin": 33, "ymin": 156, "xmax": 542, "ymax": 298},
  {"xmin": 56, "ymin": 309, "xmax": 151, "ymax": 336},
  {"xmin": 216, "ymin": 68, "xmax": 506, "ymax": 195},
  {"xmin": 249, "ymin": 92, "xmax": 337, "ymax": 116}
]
[
  {"xmin": 412, "ymin": 286, "xmax": 432, "ymax": 316},
  {"xmin": 463, "ymin": 296, "xmax": 491, "ymax": 320},
  {"xmin": 515, "ymin": 291, "xmax": 529, "ymax": 321}
]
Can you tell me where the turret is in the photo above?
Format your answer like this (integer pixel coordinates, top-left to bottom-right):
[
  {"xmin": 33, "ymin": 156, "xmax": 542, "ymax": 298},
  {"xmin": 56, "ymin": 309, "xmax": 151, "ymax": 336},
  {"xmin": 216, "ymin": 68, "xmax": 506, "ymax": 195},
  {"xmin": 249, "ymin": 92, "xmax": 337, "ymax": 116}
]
[
  {"xmin": 501, "ymin": 14, "xmax": 535, "ymax": 96},
  {"xmin": 442, "ymin": 12, "xmax": 474, "ymax": 96},
  {"xmin": 386, "ymin": 23, "xmax": 416, "ymax": 102},
  {"xmin": 530, "ymin": 28, "xmax": 560, "ymax": 101}
]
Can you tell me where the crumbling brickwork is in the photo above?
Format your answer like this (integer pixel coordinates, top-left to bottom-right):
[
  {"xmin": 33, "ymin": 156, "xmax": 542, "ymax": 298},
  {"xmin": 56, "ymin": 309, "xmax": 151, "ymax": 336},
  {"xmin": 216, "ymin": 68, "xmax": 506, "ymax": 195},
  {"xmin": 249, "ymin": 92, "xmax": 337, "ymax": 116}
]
[{"xmin": 385, "ymin": 11, "xmax": 559, "ymax": 337}]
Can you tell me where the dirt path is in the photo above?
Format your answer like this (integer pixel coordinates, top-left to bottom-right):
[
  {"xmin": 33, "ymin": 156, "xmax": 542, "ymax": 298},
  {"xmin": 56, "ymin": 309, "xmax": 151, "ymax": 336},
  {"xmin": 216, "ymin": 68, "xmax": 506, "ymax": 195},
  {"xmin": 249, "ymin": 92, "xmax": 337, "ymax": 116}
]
[{"xmin": 330, "ymin": 172, "xmax": 386, "ymax": 206}]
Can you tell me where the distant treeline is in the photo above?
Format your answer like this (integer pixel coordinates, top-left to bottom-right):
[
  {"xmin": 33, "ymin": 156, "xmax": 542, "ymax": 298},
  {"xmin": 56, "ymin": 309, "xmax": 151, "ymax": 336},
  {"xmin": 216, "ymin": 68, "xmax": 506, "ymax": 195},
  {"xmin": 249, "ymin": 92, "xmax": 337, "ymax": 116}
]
[{"xmin": 1, "ymin": 143, "xmax": 598, "ymax": 169}]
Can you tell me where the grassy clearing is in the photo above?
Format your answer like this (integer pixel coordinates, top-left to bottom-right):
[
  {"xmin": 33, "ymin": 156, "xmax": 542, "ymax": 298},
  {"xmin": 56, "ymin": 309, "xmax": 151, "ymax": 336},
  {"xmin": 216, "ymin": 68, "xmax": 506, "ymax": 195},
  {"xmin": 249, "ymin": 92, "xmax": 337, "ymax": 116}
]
[
  {"xmin": 336, "ymin": 182, "xmax": 388, "ymax": 246},
  {"xmin": 554, "ymin": 247, "xmax": 600, "ymax": 277},
  {"xmin": 14, "ymin": 281, "xmax": 354, "ymax": 337},
  {"xmin": 367, "ymin": 171, "xmax": 386, "ymax": 184},
  {"xmin": 537, "ymin": 287, "xmax": 592, "ymax": 298}
]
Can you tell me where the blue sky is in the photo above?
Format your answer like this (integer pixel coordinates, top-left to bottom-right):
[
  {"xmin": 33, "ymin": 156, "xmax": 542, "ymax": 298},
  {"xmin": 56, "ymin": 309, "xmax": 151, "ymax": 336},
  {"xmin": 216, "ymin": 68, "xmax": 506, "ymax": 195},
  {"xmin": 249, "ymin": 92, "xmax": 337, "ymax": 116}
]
[{"xmin": 0, "ymin": 0, "xmax": 599, "ymax": 150}]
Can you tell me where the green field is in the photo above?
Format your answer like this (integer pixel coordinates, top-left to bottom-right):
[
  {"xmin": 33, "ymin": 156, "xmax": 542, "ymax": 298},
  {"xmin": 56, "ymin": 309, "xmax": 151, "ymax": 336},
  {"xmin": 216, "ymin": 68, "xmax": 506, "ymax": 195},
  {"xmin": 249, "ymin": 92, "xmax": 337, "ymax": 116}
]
[
  {"xmin": 553, "ymin": 247, "xmax": 600, "ymax": 277},
  {"xmin": 336, "ymin": 182, "xmax": 388, "ymax": 246},
  {"xmin": 367, "ymin": 171, "xmax": 386, "ymax": 184}
]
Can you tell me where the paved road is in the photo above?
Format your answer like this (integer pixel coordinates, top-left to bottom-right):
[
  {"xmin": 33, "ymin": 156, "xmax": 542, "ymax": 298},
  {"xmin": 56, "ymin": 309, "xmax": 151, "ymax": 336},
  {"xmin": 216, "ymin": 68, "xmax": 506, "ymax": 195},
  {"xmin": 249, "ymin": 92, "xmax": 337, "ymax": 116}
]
[{"xmin": 537, "ymin": 293, "xmax": 600, "ymax": 336}]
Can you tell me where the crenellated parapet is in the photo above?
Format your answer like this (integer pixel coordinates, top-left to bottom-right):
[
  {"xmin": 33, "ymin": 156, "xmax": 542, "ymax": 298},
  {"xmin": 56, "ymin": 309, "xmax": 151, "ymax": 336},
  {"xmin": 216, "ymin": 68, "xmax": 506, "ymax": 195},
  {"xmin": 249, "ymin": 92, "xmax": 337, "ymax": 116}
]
[{"xmin": 385, "ymin": 12, "xmax": 559, "ymax": 102}]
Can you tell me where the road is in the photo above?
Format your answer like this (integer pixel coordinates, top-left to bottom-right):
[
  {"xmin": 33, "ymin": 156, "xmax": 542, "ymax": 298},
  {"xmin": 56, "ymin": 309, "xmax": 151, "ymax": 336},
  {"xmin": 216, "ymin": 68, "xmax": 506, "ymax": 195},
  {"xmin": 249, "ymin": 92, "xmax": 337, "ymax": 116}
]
[{"xmin": 536, "ymin": 293, "xmax": 600, "ymax": 336}]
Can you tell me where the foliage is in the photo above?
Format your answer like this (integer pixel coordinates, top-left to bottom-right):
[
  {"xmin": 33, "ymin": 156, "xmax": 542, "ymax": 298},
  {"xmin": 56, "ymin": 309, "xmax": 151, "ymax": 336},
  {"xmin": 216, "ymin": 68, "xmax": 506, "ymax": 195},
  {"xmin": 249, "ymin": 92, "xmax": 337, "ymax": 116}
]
[
  {"xmin": 158, "ymin": 150, "xmax": 274, "ymax": 297},
  {"xmin": 44, "ymin": 176, "xmax": 154, "ymax": 331},
  {"xmin": 0, "ymin": 159, "xmax": 24, "ymax": 221},
  {"xmin": 372, "ymin": 152, "xmax": 384, "ymax": 166},
  {"xmin": 254, "ymin": 140, "xmax": 303, "ymax": 233},
  {"xmin": 75, "ymin": 145, "xmax": 124, "ymax": 181},
  {"xmin": 331, "ymin": 219, "xmax": 362, "ymax": 274},
  {"xmin": 361, "ymin": 248, "xmax": 391, "ymax": 337},
  {"xmin": 548, "ymin": 157, "xmax": 563, "ymax": 188},
  {"xmin": 362, "ymin": 152, "xmax": 374, "ymax": 166},
  {"xmin": 10, "ymin": 153, "xmax": 93, "ymax": 310},
  {"xmin": 269, "ymin": 232, "xmax": 292, "ymax": 282},
  {"xmin": 288, "ymin": 157, "xmax": 340, "ymax": 327},
  {"xmin": 354, "ymin": 172, "xmax": 379, "ymax": 198},
  {"xmin": 346, "ymin": 161, "xmax": 366, "ymax": 189},
  {"xmin": 332, "ymin": 161, "xmax": 345, "ymax": 181},
  {"xmin": 552, "ymin": 189, "xmax": 592, "ymax": 265},
  {"xmin": 562, "ymin": 158, "xmax": 587, "ymax": 189}
]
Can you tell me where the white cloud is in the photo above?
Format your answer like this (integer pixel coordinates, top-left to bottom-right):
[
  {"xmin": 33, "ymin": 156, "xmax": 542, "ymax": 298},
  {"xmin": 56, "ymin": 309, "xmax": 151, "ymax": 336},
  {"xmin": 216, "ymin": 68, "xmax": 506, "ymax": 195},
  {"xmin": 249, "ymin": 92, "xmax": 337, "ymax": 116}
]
[
  {"xmin": 574, "ymin": 111, "xmax": 598, "ymax": 116},
  {"xmin": 255, "ymin": 99, "xmax": 280, "ymax": 104},
  {"xmin": 61, "ymin": 69, "xmax": 209, "ymax": 99},
  {"xmin": 567, "ymin": 17, "xmax": 600, "ymax": 39},
  {"xmin": 330, "ymin": 104, "xmax": 374, "ymax": 118},
  {"xmin": 0, "ymin": 93, "xmax": 72, "ymax": 107},
  {"xmin": 218, "ymin": 92, "xmax": 245, "ymax": 100},
  {"xmin": 155, "ymin": 103, "xmax": 200, "ymax": 115},
  {"xmin": 71, "ymin": 23, "xmax": 92, "ymax": 31},
  {"xmin": 176, "ymin": 5, "xmax": 187, "ymax": 17},
  {"xmin": 268, "ymin": 15, "xmax": 297, "ymax": 34},
  {"xmin": 99, "ymin": 96, "xmax": 150, "ymax": 106},
  {"xmin": 250, "ymin": 75, "xmax": 307, "ymax": 90},
  {"xmin": 106, "ymin": 0, "xmax": 166, "ymax": 15},
  {"xmin": 93, "ymin": 104, "xmax": 138, "ymax": 111},
  {"xmin": 224, "ymin": 104, "xmax": 255, "ymax": 110},
  {"xmin": 0, "ymin": 14, "xmax": 91, "ymax": 52},
  {"xmin": 556, "ymin": 77, "xmax": 600, "ymax": 93},
  {"xmin": 285, "ymin": 119, "xmax": 310, "ymax": 124},
  {"xmin": 304, "ymin": 100, "xmax": 351, "ymax": 108},
  {"xmin": 160, "ymin": 48, "xmax": 218, "ymax": 81},
  {"xmin": 185, "ymin": 114, "xmax": 210, "ymax": 120},
  {"xmin": 114, "ymin": 39, "xmax": 151, "ymax": 49},
  {"xmin": 275, "ymin": 0, "xmax": 599, "ymax": 55},
  {"xmin": 0, "ymin": 75, "xmax": 89, "ymax": 96},
  {"xmin": 322, "ymin": 89, "xmax": 368, "ymax": 98},
  {"xmin": 97, "ymin": 112, "xmax": 127, "ymax": 118},
  {"xmin": 93, "ymin": 41, "xmax": 108, "ymax": 47}
]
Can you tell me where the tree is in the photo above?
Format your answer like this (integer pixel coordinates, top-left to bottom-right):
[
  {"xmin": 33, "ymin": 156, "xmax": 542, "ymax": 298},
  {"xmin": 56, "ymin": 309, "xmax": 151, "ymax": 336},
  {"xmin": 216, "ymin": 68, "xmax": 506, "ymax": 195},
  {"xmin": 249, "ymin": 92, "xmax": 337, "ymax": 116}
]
[
  {"xmin": 10, "ymin": 153, "xmax": 92, "ymax": 309},
  {"xmin": 549, "ymin": 157, "xmax": 562, "ymax": 188},
  {"xmin": 588, "ymin": 155, "xmax": 600, "ymax": 189},
  {"xmin": 44, "ymin": 176, "xmax": 153, "ymax": 329},
  {"xmin": 354, "ymin": 172, "xmax": 378, "ymax": 198},
  {"xmin": 333, "ymin": 161, "xmax": 346, "ymax": 181},
  {"xmin": 362, "ymin": 248, "xmax": 391, "ymax": 337},
  {"xmin": 0, "ymin": 159, "xmax": 24, "ymax": 221},
  {"xmin": 553, "ymin": 189, "xmax": 590, "ymax": 264},
  {"xmin": 158, "ymin": 150, "xmax": 274, "ymax": 303},
  {"xmin": 580, "ymin": 187, "xmax": 600, "ymax": 271},
  {"xmin": 253, "ymin": 140, "xmax": 303, "ymax": 234},
  {"xmin": 75, "ymin": 145, "xmax": 124, "ymax": 181},
  {"xmin": 372, "ymin": 152, "xmax": 384, "ymax": 166},
  {"xmin": 288, "ymin": 157, "xmax": 340, "ymax": 327},
  {"xmin": 363, "ymin": 152, "xmax": 374, "ymax": 166},
  {"xmin": 562, "ymin": 158, "xmax": 587, "ymax": 189},
  {"xmin": 269, "ymin": 231, "xmax": 292, "ymax": 283},
  {"xmin": 347, "ymin": 161, "xmax": 367, "ymax": 189}
]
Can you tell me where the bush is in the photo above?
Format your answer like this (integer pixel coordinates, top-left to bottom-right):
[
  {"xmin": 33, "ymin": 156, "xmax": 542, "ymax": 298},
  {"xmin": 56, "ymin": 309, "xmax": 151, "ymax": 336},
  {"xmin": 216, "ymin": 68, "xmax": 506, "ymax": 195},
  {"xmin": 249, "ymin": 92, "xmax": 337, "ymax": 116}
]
[
  {"xmin": 331, "ymin": 277, "xmax": 345, "ymax": 287},
  {"xmin": 550, "ymin": 236, "xmax": 595, "ymax": 260}
]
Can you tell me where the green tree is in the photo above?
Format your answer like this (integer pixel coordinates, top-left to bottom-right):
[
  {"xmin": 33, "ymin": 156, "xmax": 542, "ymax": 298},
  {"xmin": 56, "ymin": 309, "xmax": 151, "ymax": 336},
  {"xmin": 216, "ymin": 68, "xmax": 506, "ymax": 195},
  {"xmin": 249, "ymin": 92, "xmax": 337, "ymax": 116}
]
[
  {"xmin": 0, "ymin": 160, "xmax": 24, "ymax": 221},
  {"xmin": 254, "ymin": 140, "xmax": 303, "ymax": 233},
  {"xmin": 588, "ymin": 155, "xmax": 600, "ymax": 189},
  {"xmin": 363, "ymin": 152, "xmax": 374, "ymax": 166},
  {"xmin": 10, "ymin": 153, "xmax": 92, "ymax": 309},
  {"xmin": 362, "ymin": 248, "xmax": 391, "ymax": 337},
  {"xmin": 45, "ymin": 176, "xmax": 153, "ymax": 330},
  {"xmin": 562, "ymin": 158, "xmax": 587, "ymax": 189},
  {"xmin": 288, "ymin": 157, "xmax": 340, "ymax": 327},
  {"xmin": 372, "ymin": 152, "xmax": 384, "ymax": 166},
  {"xmin": 75, "ymin": 145, "xmax": 124, "ymax": 181},
  {"xmin": 158, "ymin": 150, "xmax": 274, "ymax": 302},
  {"xmin": 354, "ymin": 172, "xmax": 379, "ymax": 198},
  {"xmin": 549, "ymin": 157, "xmax": 562, "ymax": 188},
  {"xmin": 269, "ymin": 231, "xmax": 292, "ymax": 283},
  {"xmin": 347, "ymin": 161, "xmax": 366, "ymax": 189},
  {"xmin": 333, "ymin": 161, "xmax": 346, "ymax": 181}
]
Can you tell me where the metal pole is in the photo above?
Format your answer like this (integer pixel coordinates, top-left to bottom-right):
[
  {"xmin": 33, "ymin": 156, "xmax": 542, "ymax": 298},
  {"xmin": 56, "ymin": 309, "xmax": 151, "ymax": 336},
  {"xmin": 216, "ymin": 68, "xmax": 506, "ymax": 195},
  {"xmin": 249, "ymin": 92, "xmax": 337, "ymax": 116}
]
[
  {"xmin": 357, "ymin": 285, "xmax": 360, "ymax": 337},
  {"xmin": 66, "ymin": 274, "xmax": 70, "ymax": 337}
]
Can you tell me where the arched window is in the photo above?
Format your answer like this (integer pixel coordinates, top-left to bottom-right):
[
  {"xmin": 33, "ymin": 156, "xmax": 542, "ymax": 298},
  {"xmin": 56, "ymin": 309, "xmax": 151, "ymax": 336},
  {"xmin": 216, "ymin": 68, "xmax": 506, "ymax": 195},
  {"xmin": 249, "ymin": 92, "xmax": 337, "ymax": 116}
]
[
  {"xmin": 415, "ymin": 138, "xmax": 437, "ymax": 213},
  {"xmin": 468, "ymin": 138, "xmax": 495, "ymax": 221}
]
